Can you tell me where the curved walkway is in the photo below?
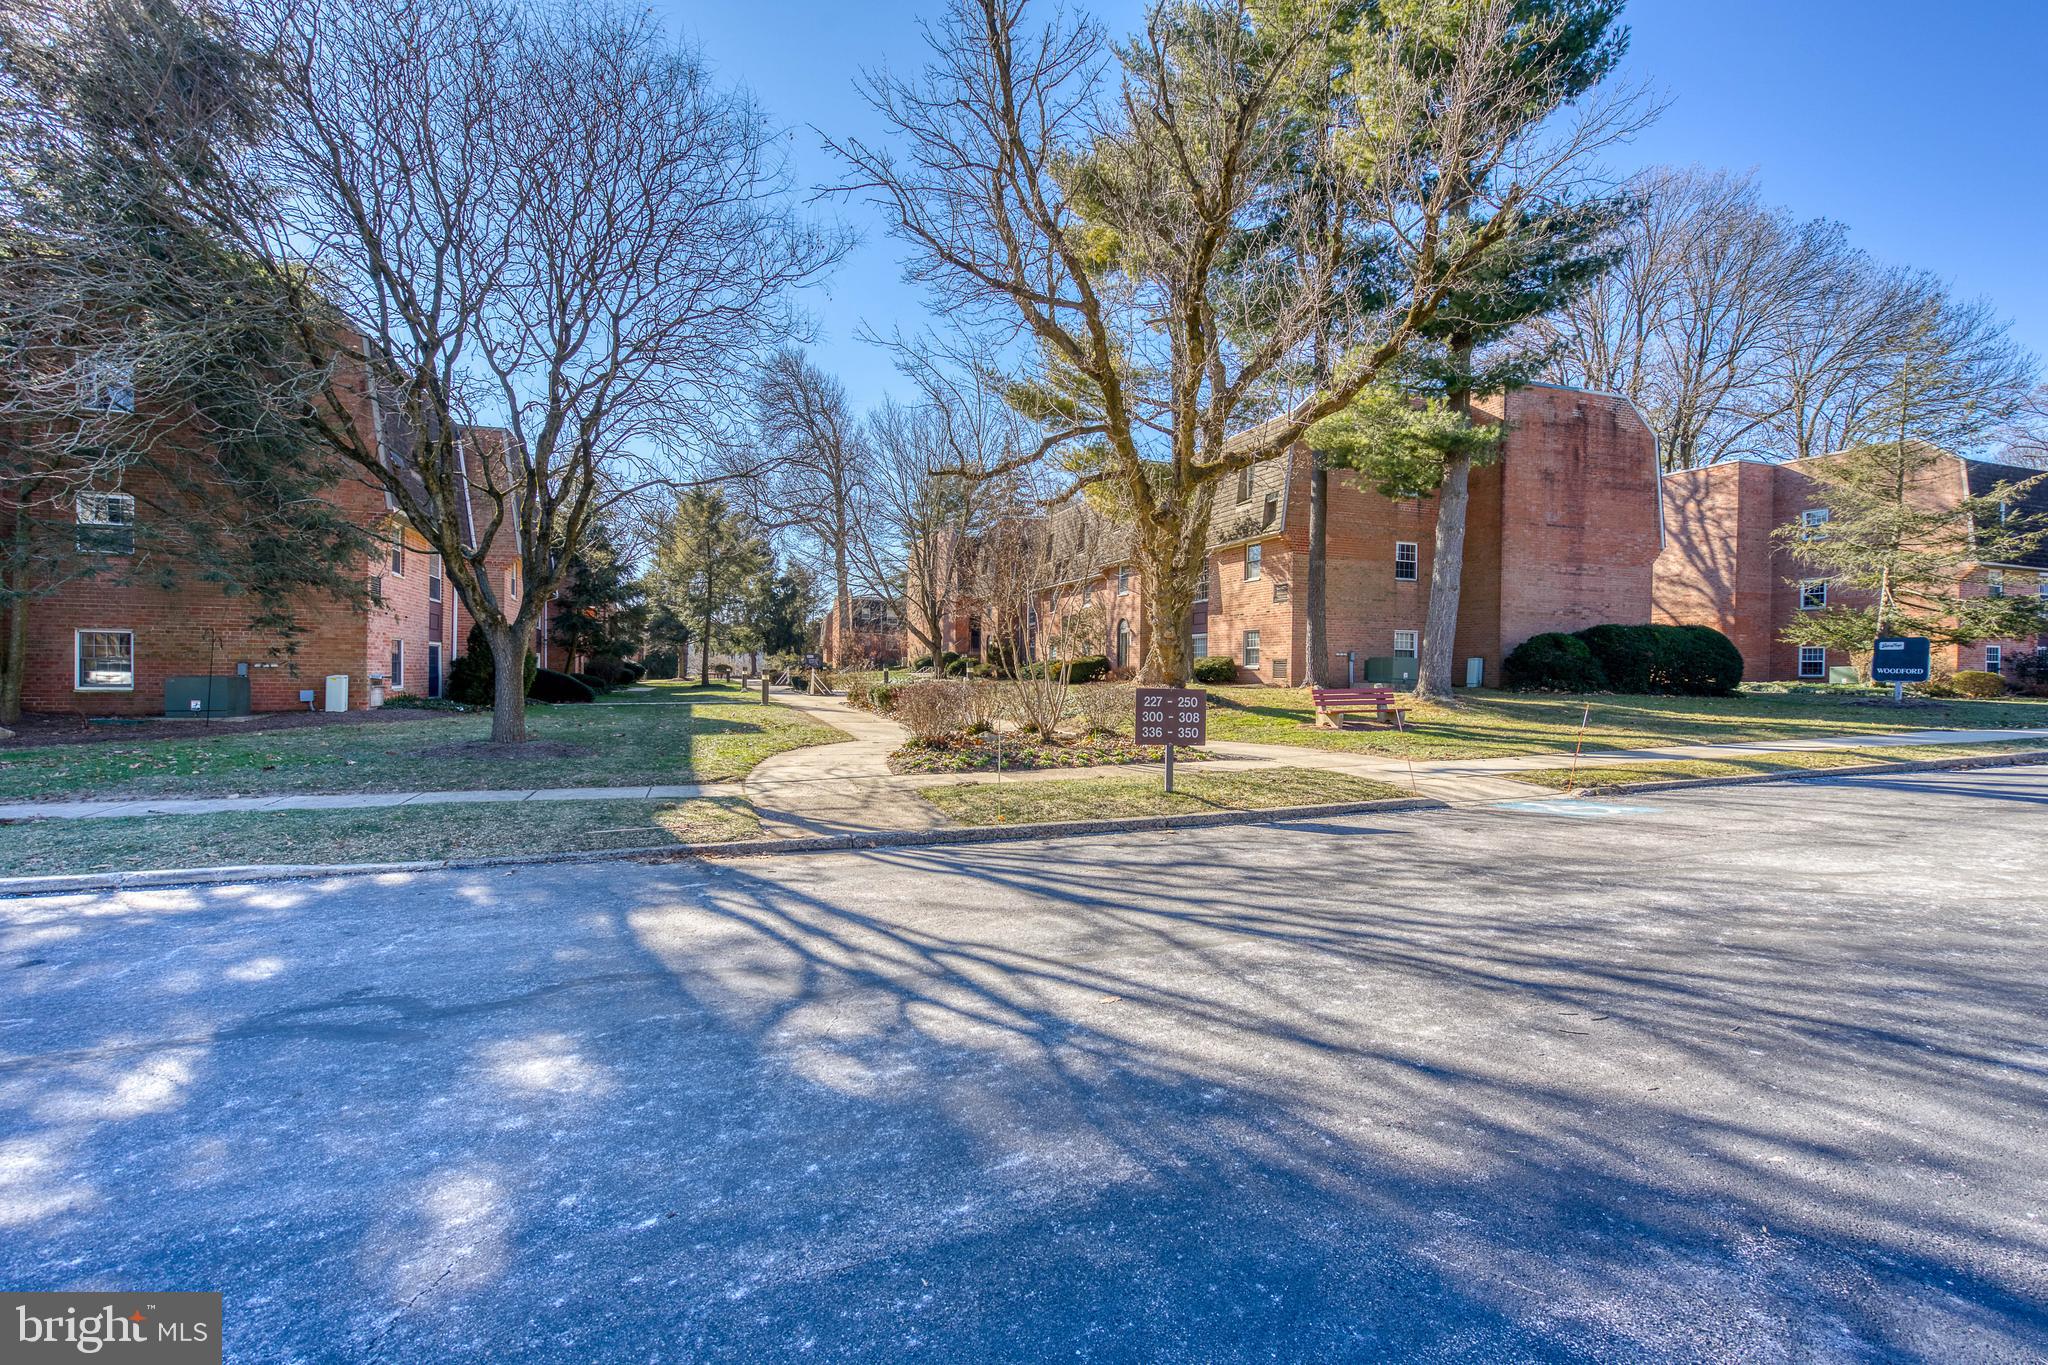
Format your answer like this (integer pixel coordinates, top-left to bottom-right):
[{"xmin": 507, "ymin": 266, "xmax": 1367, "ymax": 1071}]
[{"xmin": 742, "ymin": 688, "xmax": 947, "ymax": 837}]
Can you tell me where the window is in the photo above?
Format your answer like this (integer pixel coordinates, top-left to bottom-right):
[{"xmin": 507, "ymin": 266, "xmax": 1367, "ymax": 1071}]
[
  {"xmin": 1193, "ymin": 565, "xmax": 1209, "ymax": 604},
  {"xmin": 1116, "ymin": 620, "xmax": 1132, "ymax": 669},
  {"xmin": 1117, "ymin": 565, "xmax": 1132, "ymax": 596},
  {"xmin": 1987, "ymin": 569, "xmax": 2004, "ymax": 599},
  {"xmin": 1244, "ymin": 543, "xmax": 1262, "ymax": 581},
  {"xmin": 1261, "ymin": 493, "xmax": 1278, "ymax": 527},
  {"xmin": 1394, "ymin": 541, "xmax": 1419, "ymax": 582},
  {"xmin": 428, "ymin": 555, "xmax": 443, "ymax": 603},
  {"xmin": 1799, "ymin": 507, "xmax": 1830, "ymax": 537},
  {"xmin": 1272, "ymin": 579, "xmax": 1290, "ymax": 604},
  {"xmin": 389, "ymin": 537, "xmax": 405, "ymax": 576},
  {"xmin": 1236, "ymin": 468, "xmax": 1253, "ymax": 504},
  {"xmin": 1270, "ymin": 656, "xmax": 1288, "ymax": 679},
  {"xmin": 368, "ymin": 574, "xmax": 383, "ymax": 605},
  {"xmin": 427, "ymin": 642, "xmax": 443, "ymax": 698},
  {"xmin": 1798, "ymin": 646, "xmax": 1826, "ymax": 679},
  {"xmin": 1191, "ymin": 632, "xmax": 1208, "ymax": 659},
  {"xmin": 75, "ymin": 630, "xmax": 133, "ymax": 690},
  {"xmin": 83, "ymin": 358, "xmax": 135, "ymax": 414},
  {"xmin": 1242, "ymin": 629, "xmax": 1261, "ymax": 668},
  {"xmin": 390, "ymin": 639, "xmax": 405, "ymax": 689},
  {"xmin": 1392, "ymin": 629, "xmax": 1419, "ymax": 659},
  {"xmin": 504, "ymin": 566, "xmax": 519, "ymax": 607},
  {"xmin": 1985, "ymin": 645, "xmax": 2003, "ymax": 675},
  {"xmin": 75, "ymin": 493, "xmax": 135, "ymax": 555},
  {"xmin": 1799, "ymin": 579, "xmax": 1828, "ymax": 610}
]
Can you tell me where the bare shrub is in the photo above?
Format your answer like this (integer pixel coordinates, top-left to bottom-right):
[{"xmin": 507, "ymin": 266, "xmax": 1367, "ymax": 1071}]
[
  {"xmin": 1071, "ymin": 683, "xmax": 1135, "ymax": 736},
  {"xmin": 891, "ymin": 680, "xmax": 973, "ymax": 741},
  {"xmin": 966, "ymin": 681, "xmax": 1004, "ymax": 731}
]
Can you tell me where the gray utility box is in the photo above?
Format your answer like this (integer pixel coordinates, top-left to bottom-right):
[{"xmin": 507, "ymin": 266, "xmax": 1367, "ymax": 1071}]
[
  {"xmin": 164, "ymin": 675, "xmax": 251, "ymax": 718},
  {"xmin": 1364, "ymin": 655, "xmax": 1419, "ymax": 687}
]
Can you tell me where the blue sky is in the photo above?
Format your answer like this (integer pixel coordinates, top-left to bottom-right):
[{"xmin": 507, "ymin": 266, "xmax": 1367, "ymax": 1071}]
[{"xmin": 680, "ymin": 0, "xmax": 2048, "ymax": 416}]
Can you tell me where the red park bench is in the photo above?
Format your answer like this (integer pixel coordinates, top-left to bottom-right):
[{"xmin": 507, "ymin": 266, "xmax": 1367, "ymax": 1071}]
[{"xmin": 1309, "ymin": 685, "xmax": 1410, "ymax": 731}]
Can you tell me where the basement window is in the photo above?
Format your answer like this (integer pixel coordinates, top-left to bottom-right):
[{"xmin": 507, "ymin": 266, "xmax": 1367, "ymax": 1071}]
[
  {"xmin": 75, "ymin": 629, "xmax": 134, "ymax": 690},
  {"xmin": 1798, "ymin": 647, "xmax": 1826, "ymax": 679},
  {"xmin": 1394, "ymin": 541, "xmax": 1418, "ymax": 582}
]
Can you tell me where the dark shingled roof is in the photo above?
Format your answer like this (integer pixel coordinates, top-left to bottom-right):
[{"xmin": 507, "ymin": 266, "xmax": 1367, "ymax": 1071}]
[{"xmin": 1963, "ymin": 457, "xmax": 2048, "ymax": 569}]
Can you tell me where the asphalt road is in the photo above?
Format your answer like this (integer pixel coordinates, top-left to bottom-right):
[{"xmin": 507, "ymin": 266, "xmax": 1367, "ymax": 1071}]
[{"xmin": 3, "ymin": 767, "xmax": 2046, "ymax": 1362}]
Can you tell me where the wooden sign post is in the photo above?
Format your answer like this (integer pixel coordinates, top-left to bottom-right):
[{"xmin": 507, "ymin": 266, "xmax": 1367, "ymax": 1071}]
[{"xmin": 1134, "ymin": 686, "xmax": 1206, "ymax": 792}]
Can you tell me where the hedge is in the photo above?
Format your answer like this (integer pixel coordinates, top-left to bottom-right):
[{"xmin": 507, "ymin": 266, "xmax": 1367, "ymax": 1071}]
[
  {"xmin": 1575, "ymin": 624, "xmax": 1660, "ymax": 693},
  {"xmin": 1653, "ymin": 624, "xmax": 1744, "ymax": 696},
  {"xmin": 1192, "ymin": 655, "xmax": 1239, "ymax": 684},
  {"xmin": 1020, "ymin": 655, "xmax": 1110, "ymax": 684},
  {"xmin": 1502, "ymin": 623, "xmax": 1744, "ymax": 696},
  {"xmin": 444, "ymin": 622, "xmax": 538, "ymax": 707},
  {"xmin": 529, "ymin": 667, "xmax": 597, "ymax": 704},
  {"xmin": 1501, "ymin": 632, "xmax": 1608, "ymax": 692}
]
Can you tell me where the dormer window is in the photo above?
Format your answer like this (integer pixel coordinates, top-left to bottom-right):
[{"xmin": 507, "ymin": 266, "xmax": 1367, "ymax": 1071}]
[{"xmin": 1235, "ymin": 468, "xmax": 1253, "ymax": 504}]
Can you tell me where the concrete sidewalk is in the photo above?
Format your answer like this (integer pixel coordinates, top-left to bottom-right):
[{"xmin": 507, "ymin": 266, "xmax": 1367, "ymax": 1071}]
[{"xmin": 0, "ymin": 782, "xmax": 740, "ymax": 821}]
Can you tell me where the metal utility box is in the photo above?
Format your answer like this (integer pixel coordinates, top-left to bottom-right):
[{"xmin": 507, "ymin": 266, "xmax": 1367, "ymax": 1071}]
[
  {"xmin": 1463, "ymin": 656, "xmax": 1485, "ymax": 688},
  {"xmin": 1828, "ymin": 665, "xmax": 1862, "ymax": 687},
  {"xmin": 1364, "ymin": 655, "xmax": 1419, "ymax": 687},
  {"xmin": 163, "ymin": 676, "xmax": 251, "ymax": 718},
  {"xmin": 323, "ymin": 674, "xmax": 350, "ymax": 712}
]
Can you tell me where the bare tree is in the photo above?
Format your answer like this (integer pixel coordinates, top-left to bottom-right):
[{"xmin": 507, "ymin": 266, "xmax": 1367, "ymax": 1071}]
[
  {"xmin": 114, "ymin": 0, "xmax": 842, "ymax": 740},
  {"xmin": 853, "ymin": 398, "xmax": 989, "ymax": 668},
  {"xmin": 833, "ymin": 0, "xmax": 1635, "ymax": 684},
  {"xmin": 1541, "ymin": 166, "xmax": 2037, "ymax": 468},
  {"xmin": 752, "ymin": 349, "xmax": 868, "ymax": 664}
]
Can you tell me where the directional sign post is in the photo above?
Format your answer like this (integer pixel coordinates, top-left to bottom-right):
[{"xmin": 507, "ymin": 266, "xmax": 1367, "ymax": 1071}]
[
  {"xmin": 1134, "ymin": 686, "xmax": 1206, "ymax": 792},
  {"xmin": 1870, "ymin": 635, "xmax": 1931, "ymax": 702}
]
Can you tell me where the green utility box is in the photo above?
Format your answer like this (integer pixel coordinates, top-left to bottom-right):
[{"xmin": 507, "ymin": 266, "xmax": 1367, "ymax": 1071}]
[
  {"xmin": 1363, "ymin": 655, "xmax": 1418, "ymax": 687},
  {"xmin": 163, "ymin": 675, "xmax": 250, "ymax": 718}
]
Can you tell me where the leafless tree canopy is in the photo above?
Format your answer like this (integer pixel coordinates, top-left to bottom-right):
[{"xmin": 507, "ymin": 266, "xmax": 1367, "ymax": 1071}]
[
  {"xmin": 124, "ymin": 0, "xmax": 844, "ymax": 737},
  {"xmin": 831, "ymin": 0, "xmax": 1638, "ymax": 681},
  {"xmin": 1537, "ymin": 166, "xmax": 2038, "ymax": 469}
]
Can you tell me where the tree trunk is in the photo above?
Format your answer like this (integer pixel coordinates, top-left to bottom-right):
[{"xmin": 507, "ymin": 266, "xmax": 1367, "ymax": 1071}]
[
  {"xmin": 486, "ymin": 621, "xmax": 529, "ymax": 743},
  {"xmin": 1303, "ymin": 458, "xmax": 1330, "ymax": 687},
  {"xmin": 1413, "ymin": 451, "xmax": 1471, "ymax": 702},
  {"xmin": 1138, "ymin": 524, "xmax": 1197, "ymax": 685},
  {"xmin": 1, "ymin": 502, "xmax": 30, "ymax": 724}
]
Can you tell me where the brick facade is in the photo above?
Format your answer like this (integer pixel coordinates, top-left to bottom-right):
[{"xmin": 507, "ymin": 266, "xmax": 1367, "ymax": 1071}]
[
  {"xmin": 1011, "ymin": 385, "xmax": 1663, "ymax": 685},
  {"xmin": 14, "ymin": 370, "xmax": 522, "ymax": 717},
  {"xmin": 1653, "ymin": 451, "xmax": 2046, "ymax": 681}
]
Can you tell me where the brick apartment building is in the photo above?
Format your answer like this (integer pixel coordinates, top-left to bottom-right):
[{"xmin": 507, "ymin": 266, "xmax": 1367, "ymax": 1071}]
[
  {"xmin": 1653, "ymin": 450, "xmax": 2048, "ymax": 682},
  {"xmin": 12, "ymin": 363, "xmax": 523, "ymax": 718},
  {"xmin": 819, "ymin": 593, "xmax": 907, "ymax": 667},
  {"xmin": 949, "ymin": 384, "xmax": 1665, "ymax": 685}
]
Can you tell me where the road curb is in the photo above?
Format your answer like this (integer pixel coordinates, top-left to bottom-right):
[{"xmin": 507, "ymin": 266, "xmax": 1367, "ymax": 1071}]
[
  {"xmin": 0, "ymin": 795, "xmax": 1447, "ymax": 899},
  {"xmin": 1547, "ymin": 748, "xmax": 2048, "ymax": 799}
]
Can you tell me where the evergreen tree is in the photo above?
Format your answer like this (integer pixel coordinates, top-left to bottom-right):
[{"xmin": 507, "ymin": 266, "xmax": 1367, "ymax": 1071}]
[
  {"xmin": 548, "ymin": 518, "xmax": 646, "ymax": 668},
  {"xmin": 646, "ymin": 490, "xmax": 769, "ymax": 684}
]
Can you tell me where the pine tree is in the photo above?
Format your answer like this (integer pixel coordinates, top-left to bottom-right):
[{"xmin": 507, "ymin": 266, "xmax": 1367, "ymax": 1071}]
[
  {"xmin": 548, "ymin": 518, "xmax": 646, "ymax": 669},
  {"xmin": 646, "ymin": 490, "xmax": 769, "ymax": 684}
]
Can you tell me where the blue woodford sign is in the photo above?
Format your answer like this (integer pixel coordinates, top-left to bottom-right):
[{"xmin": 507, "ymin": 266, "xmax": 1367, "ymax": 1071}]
[{"xmin": 1870, "ymin": 636, "xmax": 1931, "ymax": 683}]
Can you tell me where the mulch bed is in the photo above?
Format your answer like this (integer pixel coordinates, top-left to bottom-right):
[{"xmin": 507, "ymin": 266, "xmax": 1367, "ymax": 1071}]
[
  {"xmin": 889, "ymin": 731, "xmax": 1215, "ymax": 775},
  {"xmin": 1, "ymin": 706, "xmax": 459, "ymax": 750}
]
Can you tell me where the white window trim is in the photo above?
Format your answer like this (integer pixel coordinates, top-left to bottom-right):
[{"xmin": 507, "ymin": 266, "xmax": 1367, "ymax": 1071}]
[
  {"xmin": 1985, "ymin": 645, "xmax": 2002, "ymax": 675},
  {"xmin": 428, "ymin": 554, "xmax": 444, "ymax": 602},
  {"xmin": 1244, "ymin": 543, "xmax": 1263, "ymax": 582},
  {"xmin": 1394, "ymin": 541, "xmax": 1419, "ymax": 582},
  {"xmin": 82, "ymin": 358, "xmax": 136, "ymax": 414},
  {"xmin": 74, "ymin": 628, "xmax": 135, "ymax": 691},
  {"xmin": 1798, "ymin": 646, "xmax": 1826, "ymax": 679},
  {"xmin": 76, "ymin": 492, "xmax": 136, "ymax": 554},
  {"xmin": 1242, "ymin": 629, "xmax": 1262, "ymax": 667},
  {"xmin": 389, "ymin": 536, "xmax": 406, "ymax": 576},
  {"xmin": 391, "ymin": 639, "xmax": 406, "ymax": 689},
  {"xmin": 1799, "ymin": 579, "xmax": 1828, "ymax": 610},
  {"xmin": 1392, "ymin": 629, "xmax": 1419, "ymax": 659},
  {"xmin": 1987, "ymin": 569, "xmax": 2004, "ymax": 599},
  {"xmin": 1116, "ymin": 566, "xmax": 1131, "ymax": 596}
]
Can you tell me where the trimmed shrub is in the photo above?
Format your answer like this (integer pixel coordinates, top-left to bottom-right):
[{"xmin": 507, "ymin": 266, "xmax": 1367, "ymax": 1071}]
[
  {"xmin": 529, "ymin": 667, "xmax": 597, "ymax": 704},
  {"xmin": 846, "ymin": 677, "xmax": 899, "ymax": 713},
  {"xmin": 1948, "ymin": 669, "xmax": 2008, "ymax": 698},
  {"xmin": 571, "ymin": 671, "xmax": 611, "ymax": 693},
  {"xmin": 984, "ymin": 640, "xmax": 1021, "ymax": 679},
  {"xmin": 445, "ymin": 622, "xmax": 537, "ymax": 707},
  {"xmin": 582, "ymin": 656, "xmax": 633, "ymax": 687},
  {"xmin": 1654, "ymin": 624, "xmax": 1744, "ymax": 696},
  {"xmin": 1575, "ymin": 624, "xmax": 1660, "ymax": 693},
  {"xmin": 617, "ymin": 660, "xmax": 646, "ymax": 683},
  {"xmin": 642, "ymin": 648, "xmax": 680, "ymax": 679},
  {"xmin": 1193, "ymin": 655, "xmax": 1239, "ymax": 684},
  {"xmin": 1502, "ymin": 632, "xmax": 1608, "ymax": 692}
]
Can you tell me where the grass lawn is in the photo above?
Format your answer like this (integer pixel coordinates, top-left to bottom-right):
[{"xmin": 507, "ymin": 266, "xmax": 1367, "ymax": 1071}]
[
  {"xmin": 918, "ymin": 767, "xmax": 1410, "ymax": 826},
  {"xmin": 0, "ymin": 680, "xmax": 842, "ymax": 803},
  {"xmin": 1197, "ymin": 686, "xmax": 2048, "ymax": 760},
  {"xmin": 0, "ymin": 795, "xmax": 758, "ymax": 876},
  {"xmin": 1510, "ymin": 741, "xmax": 2048, "ymax": 791}
]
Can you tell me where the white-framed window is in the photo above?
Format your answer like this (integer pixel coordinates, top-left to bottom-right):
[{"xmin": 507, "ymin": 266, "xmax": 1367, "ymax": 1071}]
[
  {"xmin": 82, "ymin": 358, "xmax": 135, "ymax": 414},
  {"xmin": 1262, "ymin": 493, "xmax": 1278, "ymax": 527},
  {"xmin": 1116, "ymin": 565, "xmax": 1131, "ymax": 596},
  {"xmin": 1394, "ymin": 541, "xmax": 1419, "ymax": 582},
  {"xmin": 390, "ymin": 639, "xmax": 405, "ymax": 689},
  {"xmin": 1985, "ymin": 645, "xmax": 2003, "ymax": 675},
  {"xmin": 1115, "ymin": 619, "xmax": 1132, "ymax": 669},
  {"xmin": 1798, "ymin": 646, "xmax": 1826, "ymax": 679},
  {"xmin": 504, "ymin": 565, "xmax": 520, "ymax": 608},
  {"xmin": 1392, "ymin": 629, "xmax": 1419, "ymax": 659},
  {"xmin": 75, "ymin": 492, "xmax": 135, "ymax": 555},
  {"xmin": 428, "ymin": 554, "xmax": 443, "ymax": 603},
  {"xmin": 1987, "ymin": 569, "xmax": 2004, "ymax": 599},
  {"xmin": 1191, "ymin": 632, "xmax": 1208, "ymax": 659},
  {"xmin": 75, "ymin": 629, "xmax": 134, "ymax": 690},
  {"xmin": 1193, "ymin": 564, "xmax": 1209, "ymax": 604},
  {"xmin": 1272, "ymin": 578, "xmax": 1290, "ymax": 604},
  {"xmin": 1235, "ymin": 468, "xmax": 1253, "ymax": 504},
  {"xmin": 1799, "ymin": 579, "xmax": 1828, "ymax": 610},
  {"xmin": 1242, "ymin": 629, "xmax": 1261, "ymax": 668},
  {"xmin": 1244, "ymin": 543, "xmax": 1263, "ymax": 581},
  {"xmin": 389, "ymin": 537, "xmax": 405, "ymax": 576},
  {"xmin": 1799, "ymin": 507, "xmax": 1830, "ymax": 535}
]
